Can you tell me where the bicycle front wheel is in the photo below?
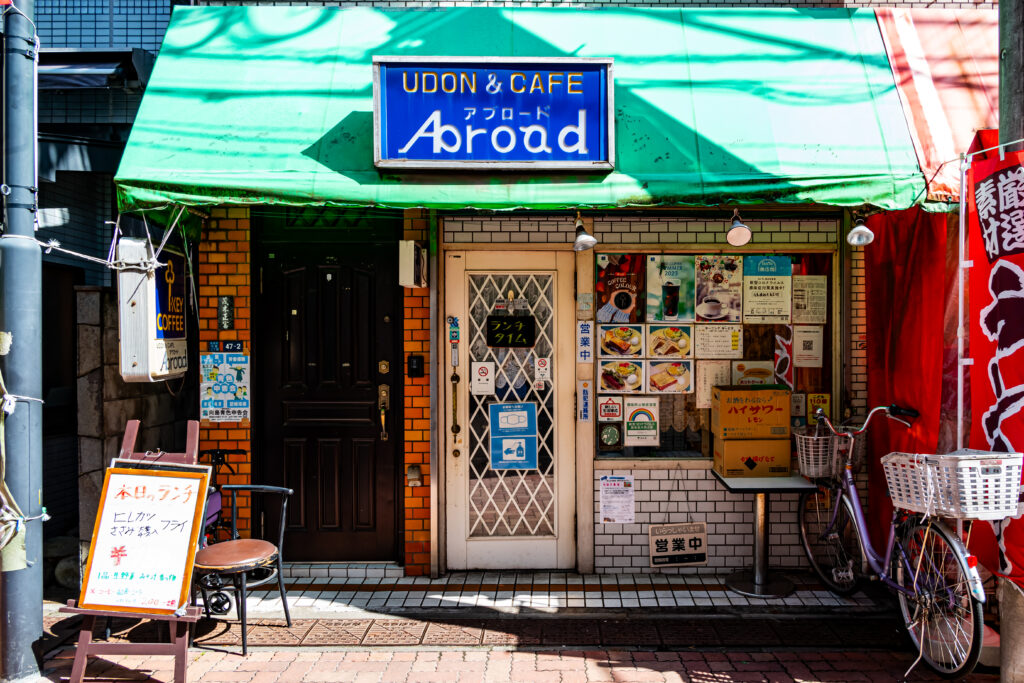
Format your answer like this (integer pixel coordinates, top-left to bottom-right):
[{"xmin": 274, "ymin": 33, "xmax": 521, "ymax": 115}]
[
  {"xmin": 798, "ymin": 486, "xmax": 862, "ymax": 595},
  {"xmin": 890, "ymin": 519, "xmax": 983, "ymax": 679}
]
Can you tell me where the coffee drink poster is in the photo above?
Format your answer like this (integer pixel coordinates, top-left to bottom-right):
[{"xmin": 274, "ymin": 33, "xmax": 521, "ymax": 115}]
[
  {"xmin": 595, "ymin": 253, "xmax": 646, "ymax": 323},
  {"xmin": 647, "ymin": 255, "xmax": 695, "ymax": 322},
  {"xmin": 742, "ymin": 255, "xmax": 792, "ymax": 324},
  {"xmin": 694, "ymin": 255, "xmax": 742, "ymax": 323}
]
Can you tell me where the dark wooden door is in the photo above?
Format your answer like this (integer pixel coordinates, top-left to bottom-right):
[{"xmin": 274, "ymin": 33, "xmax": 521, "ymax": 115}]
[{"xmin": 259, "ymin": 243, "xmax": 401, "ymax": 561}]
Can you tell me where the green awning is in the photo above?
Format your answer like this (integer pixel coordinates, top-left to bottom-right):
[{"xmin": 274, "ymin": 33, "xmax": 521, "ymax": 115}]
[{"xmin": 115, "ymin": 7, "xmax": 925, "ymax": 213}]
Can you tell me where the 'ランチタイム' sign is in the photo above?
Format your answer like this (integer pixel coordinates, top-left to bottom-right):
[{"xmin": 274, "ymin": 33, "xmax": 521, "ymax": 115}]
[{"xmin": 374, "ymin": 57, "xmax": 613, "ymax": 170}]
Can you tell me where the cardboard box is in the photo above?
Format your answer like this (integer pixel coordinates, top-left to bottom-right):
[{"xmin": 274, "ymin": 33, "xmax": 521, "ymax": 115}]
[
  {"xmin": 711, "ymin": 385, "xmax": 791, "ymax": 440},
  {"xmin": 713, "ymin": 438, "xmax": 792, "ymax": 478}
]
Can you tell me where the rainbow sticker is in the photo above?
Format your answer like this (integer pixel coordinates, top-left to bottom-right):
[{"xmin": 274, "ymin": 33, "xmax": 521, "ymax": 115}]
[{"xmin": 627, "ymin": 408, "xmax": 656, "ymax": 422}]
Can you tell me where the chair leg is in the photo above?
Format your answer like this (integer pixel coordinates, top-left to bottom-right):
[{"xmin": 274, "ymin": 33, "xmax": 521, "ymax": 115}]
[
  {"xmin": 237, "ymin": 572, "xmax": 248, "ymax": 656},
  {"xmin": 277, "ymin": 556, "xmax": 292, "ymax": 627},
  {"xmin": 199, "ymin": 581, "xmax": 212, "ymax": 619}
]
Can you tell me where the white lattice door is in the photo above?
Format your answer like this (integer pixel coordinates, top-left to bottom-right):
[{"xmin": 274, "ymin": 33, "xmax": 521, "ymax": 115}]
[{"xmin": 445, "ymin": 251, "xmax": 576, "ymax": 569}]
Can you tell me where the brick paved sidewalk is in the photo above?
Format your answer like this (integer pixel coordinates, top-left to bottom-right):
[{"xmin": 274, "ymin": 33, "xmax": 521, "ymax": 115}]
[{"xmin": 39, "ymin": 648, "xmax": 1000, "ymax": 683}]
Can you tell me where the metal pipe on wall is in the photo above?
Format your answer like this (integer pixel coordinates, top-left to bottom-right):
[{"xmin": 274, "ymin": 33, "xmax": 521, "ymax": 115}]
[{"xmin": 0, "ymin": 0, "xmax": 44, "ymax": 679}]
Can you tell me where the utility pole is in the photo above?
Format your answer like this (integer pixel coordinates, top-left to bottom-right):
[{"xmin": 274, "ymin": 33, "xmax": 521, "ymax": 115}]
[
  {"xmin": 0, "ymin": 0, "xmax": 43, "ymax": 680},
  {"xmin": 999, "ymin": 2, "xmax": 1024, "ymax": 681}
]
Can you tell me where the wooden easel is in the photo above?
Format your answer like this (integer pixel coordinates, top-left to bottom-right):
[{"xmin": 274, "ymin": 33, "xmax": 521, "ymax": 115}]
[
  {"xmin": 62, "ymin": 420, "xmax": 206, "ymax": 683},
  {"xmin": 59, "ymin": 601, "xmax": 201, "ymax": 683}
]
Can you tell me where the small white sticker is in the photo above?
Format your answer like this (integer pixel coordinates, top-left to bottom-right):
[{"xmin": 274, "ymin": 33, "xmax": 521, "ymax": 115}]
[
  {"xmin": 471, "ymin": 362, "xmax": 495, "ymax": 395},
  {"xmin": 536, "ymin": 357, "xmax": 551, "ymax": 381}
]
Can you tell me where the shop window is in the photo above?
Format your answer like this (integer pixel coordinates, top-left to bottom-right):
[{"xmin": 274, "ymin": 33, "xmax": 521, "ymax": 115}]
[{"xmin": 593, "ymin": 252, "xmax": 834, "ymax": 460}]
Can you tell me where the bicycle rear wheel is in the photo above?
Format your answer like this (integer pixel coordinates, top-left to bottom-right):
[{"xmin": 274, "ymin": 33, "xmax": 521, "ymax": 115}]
[
  {"xmin": 798, "ymin": 486, "xmax": 862, "ymax": 595},
  {"xmin": 890, "ymin": 519, "xmax": 983, "ymax": 679}
]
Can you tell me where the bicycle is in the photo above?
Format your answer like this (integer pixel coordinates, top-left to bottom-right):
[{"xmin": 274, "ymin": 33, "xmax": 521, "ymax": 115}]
[{"xmin": 797, "ymin": 405, "xmax": 986, "ymax": 679}]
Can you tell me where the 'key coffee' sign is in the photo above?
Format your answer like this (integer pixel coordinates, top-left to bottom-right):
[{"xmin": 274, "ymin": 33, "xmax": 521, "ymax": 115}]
[{"xmin": 373, "ymin": 57, "xmax": 613, "ymax": 170}]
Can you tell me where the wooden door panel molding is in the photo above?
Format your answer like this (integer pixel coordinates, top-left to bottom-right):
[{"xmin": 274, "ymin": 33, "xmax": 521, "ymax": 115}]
[
  {"xmin": 282, "ymin": 400, "xmax": 377, "ymax": 426},
  {"xmin": 261, "ymin": 242, "xmax": 401, "ymax": 562}
]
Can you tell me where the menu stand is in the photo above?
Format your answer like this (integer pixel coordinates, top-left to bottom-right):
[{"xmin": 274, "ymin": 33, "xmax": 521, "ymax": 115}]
[{"xmin": 59, "ymin": 600, "xmax": 201, "ymax": 683}]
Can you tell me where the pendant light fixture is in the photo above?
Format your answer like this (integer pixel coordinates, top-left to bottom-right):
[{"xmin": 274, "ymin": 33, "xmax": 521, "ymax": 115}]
[
  {"xmin": 573, "ymin": 212, "xmax": 598, "ymax": 251},
  {"xmin": 726, "ymin": 209, "xmax": 752, "ymax": 247},
  {"xmin": 846, "ymin": 217, "xmax": 875, "ymax": 246}
]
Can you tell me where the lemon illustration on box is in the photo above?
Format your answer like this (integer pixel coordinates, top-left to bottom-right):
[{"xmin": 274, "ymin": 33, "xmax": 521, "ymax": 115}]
[
  {"xmin": 624, "ymin": 397, "xmax": 659, "ymax": 447},
  {"xmin": 489, "ymin": 402, "xmax": 538, "ymax": 470}
]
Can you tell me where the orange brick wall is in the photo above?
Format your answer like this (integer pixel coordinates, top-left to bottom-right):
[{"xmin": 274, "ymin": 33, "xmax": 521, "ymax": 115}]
[
  {"xmin": 403, "ymin": 209, "xmax": 432, "ymax": 575},
  {"xmin": 198, "ymin": 207, "xmax": 253, "ymax": 536}
]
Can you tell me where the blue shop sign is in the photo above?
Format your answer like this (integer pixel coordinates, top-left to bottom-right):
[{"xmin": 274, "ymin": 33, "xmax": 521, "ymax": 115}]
[
  {"xmin": 489, "ymin": 402, "xmax": 539, "ymax": 470},
  {"xmin": 374, "ymin": 57, "xmax": 613, "ymax": 170},
  {"xmin": 154, "ymin": 250, "xmax": 187, "ymax": 341}
]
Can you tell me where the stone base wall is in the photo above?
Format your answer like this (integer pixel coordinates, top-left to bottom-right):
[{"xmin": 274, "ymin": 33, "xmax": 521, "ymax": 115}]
[{"xmin": 75, "ymin": 286, "xmax": 193, "ymax": 581}]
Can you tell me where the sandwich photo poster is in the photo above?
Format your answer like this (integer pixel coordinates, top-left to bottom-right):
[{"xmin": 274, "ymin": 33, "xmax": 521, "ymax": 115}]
[
  {"xmin": 596, "ymin": 254, "xmax": 646, "ymax": 323},
  {"xmin": 646, "ymin": 360, "xmax": 693, "ymax": 394},
  {"xmin": 647, "ymin": 255, "xmax": 695, "ymax": 322},
  {"xmin": 695, "ymin": 255, "xmax": 742, "ymax": 323}
]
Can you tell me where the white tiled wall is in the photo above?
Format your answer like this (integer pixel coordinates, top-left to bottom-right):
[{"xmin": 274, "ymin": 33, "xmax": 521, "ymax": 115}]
[
  {"xmin": 442, "ymin": 213, "xmax": 869, "ymax": 575},
  {"xmin": 593, "ymin": 468, "xmax": 805, "ymax": 574},
  {"xmin": 444, "ymin": 216, "xmax": 837, "ymax": 245}
]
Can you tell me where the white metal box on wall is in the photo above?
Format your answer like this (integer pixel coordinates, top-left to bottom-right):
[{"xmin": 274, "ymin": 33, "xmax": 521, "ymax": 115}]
[{"xmin": 117, "ymin": 237, "xmax": 188, "ymax": 382}]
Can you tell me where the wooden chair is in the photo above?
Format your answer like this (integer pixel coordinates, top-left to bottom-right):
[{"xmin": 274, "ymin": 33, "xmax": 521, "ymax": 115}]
[
  {"xmin": 192, "ymin": 484, "xmax": 293, "ymax": 655},
  {"xmin": 118, "ymin": 419, "xmax": 200, "ymax": 465}
]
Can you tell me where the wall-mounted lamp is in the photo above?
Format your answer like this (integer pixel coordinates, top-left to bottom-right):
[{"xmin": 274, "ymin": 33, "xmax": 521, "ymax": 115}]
[
  {"xmin": 846, "ymin": 217, "xmax": 875, "ymax": 246},
  {"xmin": 726, "ymin": 209, "xmax": 752, "ymax": 247},
  {"xmin": 572, "ymin": 212, "xmax": 598, "ymax": 252},
  {"xmin": 406, "ymin": 464, "xmax": 422, "ymax": 488}
]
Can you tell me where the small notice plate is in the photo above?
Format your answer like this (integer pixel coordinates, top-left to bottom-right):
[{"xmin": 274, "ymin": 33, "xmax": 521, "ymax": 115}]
[
  {"xmin": 649, "ymin": 522, "xmax": 708, "ymax": 567},
  {"xmin": 486, "ymin": 315, "xmax": 537, "ymax": 348}
]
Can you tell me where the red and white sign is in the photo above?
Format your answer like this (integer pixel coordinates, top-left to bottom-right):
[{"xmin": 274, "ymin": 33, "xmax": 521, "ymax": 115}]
[
  {"xmin": 598, "ymin": 395, "xmax": 623, "ymax": 422},
  {"xmin": 967, "ymin": 149, "xmax": 1024, "ymax": 590},
  {"xmin": 471, "ymin": 361, "xmax": 495, "ymax": 395}
]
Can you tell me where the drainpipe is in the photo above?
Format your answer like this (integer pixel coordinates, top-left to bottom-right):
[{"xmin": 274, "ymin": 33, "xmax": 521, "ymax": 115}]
[{"xmin": 0, "ymin": 0, "xmax": 44, "ymax": 680}]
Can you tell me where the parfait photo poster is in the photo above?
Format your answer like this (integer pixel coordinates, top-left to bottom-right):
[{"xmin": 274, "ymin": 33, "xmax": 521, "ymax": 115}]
[
  {"xmin": 596, "ymin": 254, "xmax": 646, "ymax": 323},
  {"xmin": 647, "ymin": 255, "xmax": 695, "ymax": 322},
  {"xmin": 695, "ymin": 256, "xmax": 742, "ymax": 323}
]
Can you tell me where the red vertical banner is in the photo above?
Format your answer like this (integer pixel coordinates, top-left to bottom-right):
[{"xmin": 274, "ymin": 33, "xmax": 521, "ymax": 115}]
[{"xmin": 966, "ymin": 151, "xmax": 1024, "ymax": 589}]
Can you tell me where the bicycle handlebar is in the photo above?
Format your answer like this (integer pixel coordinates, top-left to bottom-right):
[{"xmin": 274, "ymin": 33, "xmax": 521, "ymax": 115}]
[{"xmin": 812, "ymin": 403, "xmax": 917, "ymax": 439}]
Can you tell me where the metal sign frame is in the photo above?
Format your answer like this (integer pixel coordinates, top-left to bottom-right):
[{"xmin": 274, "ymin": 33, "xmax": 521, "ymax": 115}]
[{"xmin": 372, "ymin": 55, "xmax": 615, "ymax": 171}]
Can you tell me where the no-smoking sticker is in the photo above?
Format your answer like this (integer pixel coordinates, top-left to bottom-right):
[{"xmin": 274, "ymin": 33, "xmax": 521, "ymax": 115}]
[
  {"xmin": 471, "ymin": 361, "xmax": 495, "ymax": 395},
  {"xmin": 536, "ymin": 357, "xmax": 551, "ymax": 381}
]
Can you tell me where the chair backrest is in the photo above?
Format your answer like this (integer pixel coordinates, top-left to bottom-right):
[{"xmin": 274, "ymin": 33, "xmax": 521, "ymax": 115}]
[{"xmin": 118, "ymin": 419, "xmax": 200, "ymax": 465}]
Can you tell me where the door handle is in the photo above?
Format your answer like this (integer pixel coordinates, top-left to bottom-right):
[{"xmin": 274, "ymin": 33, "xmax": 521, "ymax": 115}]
[{"xmin": 378, "ymin": 384, "xmax": 390, "ymax": 441}]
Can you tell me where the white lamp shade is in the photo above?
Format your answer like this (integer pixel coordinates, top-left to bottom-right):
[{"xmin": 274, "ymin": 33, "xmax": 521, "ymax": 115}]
[
  {"xmin": 726, "ymin": 219, "xmax": 752, "ymax": 247},
  {"xmin": 846, "ymin": 224, "xmax": 875, "ymax": 246}
]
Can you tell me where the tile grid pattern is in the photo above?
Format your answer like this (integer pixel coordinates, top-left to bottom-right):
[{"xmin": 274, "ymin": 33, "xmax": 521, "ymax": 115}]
[
  {"xmin": 238, "ymin": 570, "xmax": 878, "ymax": 614},
  {"xmin": 444, "ymin": 217, "xmax": 838, "ymax": 245}
]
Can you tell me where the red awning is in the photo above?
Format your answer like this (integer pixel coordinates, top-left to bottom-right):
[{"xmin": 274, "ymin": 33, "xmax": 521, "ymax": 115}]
[{"xmin": 877, "ymin": 8, "xmax": 999, "ymax": 204}]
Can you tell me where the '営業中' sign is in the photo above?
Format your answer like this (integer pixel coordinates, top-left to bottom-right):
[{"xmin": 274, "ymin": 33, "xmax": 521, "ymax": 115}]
[
  {"xmin": 79, "ymin": 467, "xmax": 209, "ymax": 615},
  {"xmin": 374, "ymin": 57, "xmax": 613, "ymax": 170}
]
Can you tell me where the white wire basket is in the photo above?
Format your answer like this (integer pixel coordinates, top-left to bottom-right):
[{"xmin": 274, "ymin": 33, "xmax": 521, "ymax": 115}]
[
  {"xmin": 882, "ymin": 449, "xmax": 1023, "ymax": 520},
  {"xmin": 795, "ymin": 428, "xmax": 834, "ymax": 478}
]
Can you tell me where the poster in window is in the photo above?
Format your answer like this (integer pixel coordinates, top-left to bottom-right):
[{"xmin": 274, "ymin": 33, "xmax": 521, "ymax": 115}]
[
  {"xmin": 694, "ymin": 324, "xmax": 743, "ymax": 359},
  {"xmin": 696, "ymin": 360, "xmax": 731, "ymax": 409},
  {"xmin": 792, "ymin": 275, "xmax": 828, "ymax": 324},
  {"xmin": 624, "ymin": 396, "xmax": 660, "ymax": 446},
  {"xmin": 793, "ymin": 325, "xmax": 824, "ymax": 368},
  {"xmin": 695, "ymin": 256, "xmax": 742, "ymax": 323},
  {"xmin": 597, "ymin": 324, "xmax": 644, "ymax": 358},
  {"xmin": 742, "ymin": 255, "xmax": 792, "ymax": 324},
  {"xmin": 647, "ymin": 324, "xmax": 692, "ymax": 358},
  {"xmin": 646, "ymin": 360, "xmax": 693, "ymax": 394},
  {"xmin": 646, "ymin": 254, "xmax": 695, "ymax": 322},
  {"xmin": 731, "ymin": 360, "xmax": 775, "ymax": 385},
  {"xmin": 599, "ymin": 359, "xmax": 644, "ymax": 394},
  {"xmin": 595, "ymin": 254, "xmax": 645, "ymax": 323}
]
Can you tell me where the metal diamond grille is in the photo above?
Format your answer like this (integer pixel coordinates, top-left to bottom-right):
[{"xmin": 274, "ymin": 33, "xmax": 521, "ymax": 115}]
[{"xmin": 467, "ymin": 273, "xmax": 555, "ymax": 537}]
